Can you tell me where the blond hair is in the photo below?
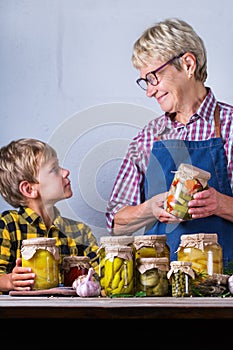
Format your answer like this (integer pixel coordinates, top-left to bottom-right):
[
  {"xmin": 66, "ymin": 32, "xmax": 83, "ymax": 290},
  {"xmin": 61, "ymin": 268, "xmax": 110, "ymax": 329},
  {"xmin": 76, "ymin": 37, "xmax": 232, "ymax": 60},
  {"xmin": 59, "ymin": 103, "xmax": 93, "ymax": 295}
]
[
  {"xmin": 132, "ymin": 18, "xmax": 207, "ymax": 83},
  {"xmin": 0, "ymin": 138, "xmax": 57, "ymax": 207}
]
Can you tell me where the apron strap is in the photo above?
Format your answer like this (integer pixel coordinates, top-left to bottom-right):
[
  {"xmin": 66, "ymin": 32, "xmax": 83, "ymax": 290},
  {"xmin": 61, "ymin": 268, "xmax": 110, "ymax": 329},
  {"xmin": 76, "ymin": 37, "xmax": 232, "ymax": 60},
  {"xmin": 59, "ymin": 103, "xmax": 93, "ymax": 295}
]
[{"xmin": 214, "ymin": 104, "xmax": 221, "ymax": 138}]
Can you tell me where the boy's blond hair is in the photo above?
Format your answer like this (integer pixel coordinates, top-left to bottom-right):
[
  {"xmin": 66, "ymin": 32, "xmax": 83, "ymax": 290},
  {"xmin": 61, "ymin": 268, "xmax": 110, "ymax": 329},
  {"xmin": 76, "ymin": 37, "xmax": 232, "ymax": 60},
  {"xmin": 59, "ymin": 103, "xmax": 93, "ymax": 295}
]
[{"xmin": 0, "ymin": 138, "xmax": 57, "ymax": 208}]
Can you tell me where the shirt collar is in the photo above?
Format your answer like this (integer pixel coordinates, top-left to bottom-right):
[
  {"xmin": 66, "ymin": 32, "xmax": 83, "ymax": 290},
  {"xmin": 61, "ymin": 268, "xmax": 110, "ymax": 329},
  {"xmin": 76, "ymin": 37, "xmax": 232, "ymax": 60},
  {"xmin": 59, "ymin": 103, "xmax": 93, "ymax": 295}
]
[{"xmin": 19, "ymin": 206, "xmax": 62, "ymax": 226}]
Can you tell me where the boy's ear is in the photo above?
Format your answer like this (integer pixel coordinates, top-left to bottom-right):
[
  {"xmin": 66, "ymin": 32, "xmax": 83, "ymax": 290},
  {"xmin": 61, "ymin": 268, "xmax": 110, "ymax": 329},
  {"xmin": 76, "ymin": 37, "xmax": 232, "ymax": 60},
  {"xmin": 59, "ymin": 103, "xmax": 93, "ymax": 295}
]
[{"xmin": 19, "ymin": 181, "xmax": 38, "ymax": 199}]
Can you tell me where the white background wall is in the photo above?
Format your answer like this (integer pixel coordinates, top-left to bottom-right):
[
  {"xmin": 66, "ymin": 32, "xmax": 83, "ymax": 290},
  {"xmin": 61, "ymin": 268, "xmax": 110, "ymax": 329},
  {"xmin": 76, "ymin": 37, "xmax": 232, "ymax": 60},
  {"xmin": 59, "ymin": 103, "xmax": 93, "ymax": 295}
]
[{"xmin": 1, "ymin": 0, "xmax": 233, "ymax": 242}]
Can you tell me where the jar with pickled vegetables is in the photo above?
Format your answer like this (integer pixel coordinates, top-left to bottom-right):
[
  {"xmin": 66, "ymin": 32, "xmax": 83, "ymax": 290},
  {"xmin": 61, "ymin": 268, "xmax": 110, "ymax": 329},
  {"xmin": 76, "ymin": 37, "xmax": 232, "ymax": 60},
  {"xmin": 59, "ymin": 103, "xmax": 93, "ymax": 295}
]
[
  {"xmin": 177, "ymin": 233, "xmax": 223, "ymax": 276},
  {"xmin": 62, "ymin": 256, "xmax": 91, "ymax": 287},
  {"xmin": 164, "ymin": 163, "xmax": 211, "ymax": 220},
  {"xmin": 104, "ymin": 245, "xmax": 134, "ymax": 297},
  {"xmin": 21, "ymin": 237, "xmax": 60, "ymax": 290},
  {"xmin": 167, "ymin": 261, "xmax": 195, "ymax": 297},
  {"xmin": 135, "ymin": 257, "xmax": 169, "ymax": 296},
  {"xmin": 133, "ymin": 235, "xmax": 170, "ymax": 263},
  {"xmin": 98, "ymin": 235, "xmax": 134, "ymax": 290}
]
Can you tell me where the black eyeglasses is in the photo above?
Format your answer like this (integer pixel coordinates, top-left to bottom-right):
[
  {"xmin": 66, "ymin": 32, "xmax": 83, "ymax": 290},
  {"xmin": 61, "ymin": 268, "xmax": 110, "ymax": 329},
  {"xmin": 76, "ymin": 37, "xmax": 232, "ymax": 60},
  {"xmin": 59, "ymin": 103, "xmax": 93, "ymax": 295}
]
[{"xmin": 136, "ymin": 53, "xmax": 185, "ymax": 91}]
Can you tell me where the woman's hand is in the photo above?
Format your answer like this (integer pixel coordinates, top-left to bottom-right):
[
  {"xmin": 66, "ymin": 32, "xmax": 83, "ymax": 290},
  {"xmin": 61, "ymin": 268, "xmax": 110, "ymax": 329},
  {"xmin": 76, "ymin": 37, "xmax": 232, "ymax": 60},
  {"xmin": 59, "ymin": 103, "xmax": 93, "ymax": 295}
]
[
  {"xmin": 151, "ymin": 192, "xmax": 183, "ymax": 223},
  {"xmin": 188, "ymin": 186, "xmax": 219, "ymax": 219}
]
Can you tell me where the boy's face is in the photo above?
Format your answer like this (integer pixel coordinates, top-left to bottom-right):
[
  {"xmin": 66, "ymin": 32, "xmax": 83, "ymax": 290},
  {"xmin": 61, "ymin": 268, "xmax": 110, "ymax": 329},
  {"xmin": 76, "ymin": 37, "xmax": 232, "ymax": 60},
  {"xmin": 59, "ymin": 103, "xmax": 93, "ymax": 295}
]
[{"xmin": 36, "ymin": 156, "xmax": 73, "ymax": 205}]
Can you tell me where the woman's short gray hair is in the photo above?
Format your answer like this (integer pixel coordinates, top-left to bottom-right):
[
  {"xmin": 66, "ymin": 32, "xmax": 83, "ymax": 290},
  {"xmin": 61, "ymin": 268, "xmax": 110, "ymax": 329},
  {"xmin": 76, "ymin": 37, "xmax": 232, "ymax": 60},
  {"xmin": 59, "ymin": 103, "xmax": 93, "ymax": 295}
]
[{"xmin": 132, "ymin": 18, "xmax": 207, "ymax": 83}]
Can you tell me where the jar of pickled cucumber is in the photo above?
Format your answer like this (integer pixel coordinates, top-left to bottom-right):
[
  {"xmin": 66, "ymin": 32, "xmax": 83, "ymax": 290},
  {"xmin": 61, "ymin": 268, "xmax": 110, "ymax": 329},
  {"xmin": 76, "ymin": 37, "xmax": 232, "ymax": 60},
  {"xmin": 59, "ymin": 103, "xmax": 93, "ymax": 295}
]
[
  {"xmin": 177, "ymin": 233, "xmax": 223, "ymax": 276},
  {"xmin": 133, "ymin": 235, "xmax": 170, "ymax": 263},
  {"xmin": 21, "ymin": 237, "xmax": 60, "ymax": 290},
  {"xmin": 135, "ymin": 257, "xmax": 169, "ymax": 296},
  {"xmin": 62, "ymin": 256, "xmax": 91, "ymax": 287},
  {"xmin": 98, "ymin": 236, "xmax": 134, "ymax": 290},
  {"xmin": 164, "ymin": 163, "xmax": 211, "ymax": 220},
  {"xmin": 167, "ymin": 261, "xmax": 195, "ymax": 297},
  {"xmin": 104, "ymin": 244, "xmax": 134, "ymax": 297}
]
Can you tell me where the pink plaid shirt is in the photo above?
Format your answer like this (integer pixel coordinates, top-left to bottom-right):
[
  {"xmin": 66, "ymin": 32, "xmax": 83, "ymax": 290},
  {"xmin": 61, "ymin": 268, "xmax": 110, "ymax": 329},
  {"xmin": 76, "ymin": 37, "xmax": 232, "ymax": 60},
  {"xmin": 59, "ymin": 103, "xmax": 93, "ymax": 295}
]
[{"xmin": 106, "ymin": 88, "xmax": 233, "ymax": 231}]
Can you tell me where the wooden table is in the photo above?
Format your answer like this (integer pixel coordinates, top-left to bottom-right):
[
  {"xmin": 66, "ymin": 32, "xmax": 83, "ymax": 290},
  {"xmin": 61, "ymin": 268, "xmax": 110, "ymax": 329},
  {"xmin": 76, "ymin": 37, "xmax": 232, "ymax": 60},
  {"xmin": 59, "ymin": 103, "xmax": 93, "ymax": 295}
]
[{"xmin": 1, "ymin": 295, "xmax": 233, "ymax": 319}]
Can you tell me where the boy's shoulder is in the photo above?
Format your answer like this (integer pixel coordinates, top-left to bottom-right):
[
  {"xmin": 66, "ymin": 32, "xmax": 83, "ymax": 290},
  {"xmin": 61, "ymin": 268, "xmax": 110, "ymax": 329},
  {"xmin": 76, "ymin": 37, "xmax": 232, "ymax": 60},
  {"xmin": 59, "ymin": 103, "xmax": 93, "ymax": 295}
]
[{"xmin": 0, "ymin": 209, "xmax": 19, "ymax": 225}]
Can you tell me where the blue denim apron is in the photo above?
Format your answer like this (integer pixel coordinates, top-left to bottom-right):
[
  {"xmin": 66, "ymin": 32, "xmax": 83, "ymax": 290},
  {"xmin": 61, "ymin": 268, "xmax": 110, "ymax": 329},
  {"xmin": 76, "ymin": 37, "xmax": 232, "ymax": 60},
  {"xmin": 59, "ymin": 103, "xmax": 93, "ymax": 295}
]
[{"xmin": 144, "ymin": 108, "xmax": 233, "ymax": 267}]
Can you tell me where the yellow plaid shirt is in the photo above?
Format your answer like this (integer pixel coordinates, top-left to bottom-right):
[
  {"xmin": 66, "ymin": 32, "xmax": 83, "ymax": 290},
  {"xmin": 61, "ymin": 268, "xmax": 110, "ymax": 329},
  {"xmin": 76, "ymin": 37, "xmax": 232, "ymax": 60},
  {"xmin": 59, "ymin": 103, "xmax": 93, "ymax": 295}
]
[{"xmin": 0, "ymin": 206, "xmax": 99, "ymax": 285}]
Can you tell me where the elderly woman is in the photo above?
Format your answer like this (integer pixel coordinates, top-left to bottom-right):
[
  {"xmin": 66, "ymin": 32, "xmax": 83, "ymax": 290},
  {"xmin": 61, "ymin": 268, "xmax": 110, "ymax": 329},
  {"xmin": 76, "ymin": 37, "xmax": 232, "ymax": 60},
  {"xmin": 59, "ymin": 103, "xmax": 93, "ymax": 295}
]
[{"xmin": 106, "ymin": 18, "xmax": 233, "ymax": 267}]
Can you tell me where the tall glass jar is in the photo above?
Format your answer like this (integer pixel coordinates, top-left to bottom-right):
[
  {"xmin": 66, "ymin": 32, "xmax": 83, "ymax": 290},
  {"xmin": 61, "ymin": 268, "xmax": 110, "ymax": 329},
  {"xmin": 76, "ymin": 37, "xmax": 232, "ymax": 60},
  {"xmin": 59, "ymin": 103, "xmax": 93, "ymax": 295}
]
[
  {"xmin": 164, "ymin": 163, "xmax": 211, "ymax": 220},
  {"xmin": 104, "ymin": 245, "xmax": 134, "ymax": 297},
  {"xmin": 135, "ymin": 257, "xmax": 169, "ymax": 296},
  {"xmin": 167, "ymin": 261, "xmax": 195, "ymax": 297},
  {"xmin": 62, "ymin": 256, "xmax": 91, "ymax": 287},
  {"xmin": 177, "ymin": 233, "xmax": 223, "ymax": 276},
  {"xmin": 133, "ymin": 235, "xmax": 170, "ymax": 263},
  {"xmin": 21, "ymin": 237, "xmax": 60, "ymax": 290},
  {"xmin": 98, "ymin": 236, "xmax": 134, "ymax": 290}
]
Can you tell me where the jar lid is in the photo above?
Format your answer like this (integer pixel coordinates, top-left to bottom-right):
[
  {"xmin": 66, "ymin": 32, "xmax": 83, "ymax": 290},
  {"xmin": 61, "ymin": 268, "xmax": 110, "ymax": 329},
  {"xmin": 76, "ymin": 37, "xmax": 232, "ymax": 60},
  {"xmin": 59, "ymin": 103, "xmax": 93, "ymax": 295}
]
[
  {"xmin": 136, "ymin": 257, "xmax": 169, "ymax": 273},
  {"xmin": 177, "ymin": 163, "xmax": 211, "ymax": 180},
  {"xmin": 62, "ymin": 256, "xmax": 91, "ymax": 270},
  {"xmin": 100, "ymin": 235, "xmax": 134, "ymax": 245},
  {"xmin": 134, "ymin": 234, "xmax": 167, "ymax": 243},
  {"xmin": 180, "ymin": 233, "xmax": 218, "ymax": 244},
  {"xmin": 170, "ymin": 261, "xmax": 192, "ymax": 268},
  {"xmin": 22, "ymin": 237, "xmax": 57, "ymax": 246}
]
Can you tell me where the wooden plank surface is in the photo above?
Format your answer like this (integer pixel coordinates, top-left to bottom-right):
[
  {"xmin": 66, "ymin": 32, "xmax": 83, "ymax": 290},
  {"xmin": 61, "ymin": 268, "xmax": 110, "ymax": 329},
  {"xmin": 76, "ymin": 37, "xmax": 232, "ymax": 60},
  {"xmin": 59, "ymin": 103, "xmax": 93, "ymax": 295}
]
[{"xmin": 0, "ymin": 295, "xmax": 233, "ymax": 319}]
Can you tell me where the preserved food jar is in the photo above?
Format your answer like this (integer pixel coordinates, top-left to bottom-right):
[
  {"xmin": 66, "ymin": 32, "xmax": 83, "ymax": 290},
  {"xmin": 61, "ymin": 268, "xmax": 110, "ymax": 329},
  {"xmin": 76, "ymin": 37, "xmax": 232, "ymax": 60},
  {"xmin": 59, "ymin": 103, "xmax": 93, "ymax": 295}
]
[
  {"xmin": 135, "ymin": 257, "xmax": 169, "ymax": 296},
  {"xmin": 62, "ymin": 256, "xmax": 91, "ymax": 287},
  {"xmin": 133, "ymin": 235, "xmax": 170, "ymax": 263},
  {"xmin": 164, "ymin": 163, "xmax": 211, "ymax": 220},
  {"xmin": 104, "ymin": 245, "xmax": 134, "ymax": 297},
  {"xmin": 177, "ymin": 233, "xmax": 223, "ymax": 275},
  {"xmin": 167, "ymin": 261, "xmax": 195, "ymax": 297},
  {"xmin": 21, "ymin": 237, "xmax": 60, "ymax": 290},
  {"xmin": 98, "ymin": 236, "xmax": 134, "ymax": 290}
]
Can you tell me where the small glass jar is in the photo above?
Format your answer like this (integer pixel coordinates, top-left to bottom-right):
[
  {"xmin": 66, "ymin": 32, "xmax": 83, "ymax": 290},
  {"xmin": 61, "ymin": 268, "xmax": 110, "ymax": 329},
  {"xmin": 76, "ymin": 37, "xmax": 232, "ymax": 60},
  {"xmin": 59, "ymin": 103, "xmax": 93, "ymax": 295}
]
[
  {"xmin": 98, "ymin": 236, "xmax": 134, "ymax": 290},
  {"xmin": 133, "ymin": 235, "xmax": 170, "ymax": 263},
  {"xmin": 21, "ymin": 237, "xmax": 60, "ymax": 290},
  {"xmin": 62, "ymin": 256, "xmax": 91, "ymax": 287},
  {"xmin": 167, "ymin": 261, "xmax": 195, "ymax": 297},
  {"xmin": 135, "ymin": 257, "xmax": 169, "ymax": 296},
  {"xmin": 177, "ymin": 233, "xmax": 223, "ymax": 275},
  {"xmin": 164, "ymin": 163, "xmax": 211, "ymax": 220},
  {"xmin": 104, "ymin": 245, "xmax": 134, "ymax": 297}
]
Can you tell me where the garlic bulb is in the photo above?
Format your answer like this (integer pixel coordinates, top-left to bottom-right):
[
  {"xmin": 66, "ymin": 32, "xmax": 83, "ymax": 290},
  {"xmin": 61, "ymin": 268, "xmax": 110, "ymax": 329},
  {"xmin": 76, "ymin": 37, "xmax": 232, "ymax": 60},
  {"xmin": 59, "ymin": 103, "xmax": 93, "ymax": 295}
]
[
  {"xmin": 228, "ymin": 274, "xmax": 233, "ymax": 294},
  {"xmin": 74, "ymin": 267, "xmax": 101, "ymax": 297}
]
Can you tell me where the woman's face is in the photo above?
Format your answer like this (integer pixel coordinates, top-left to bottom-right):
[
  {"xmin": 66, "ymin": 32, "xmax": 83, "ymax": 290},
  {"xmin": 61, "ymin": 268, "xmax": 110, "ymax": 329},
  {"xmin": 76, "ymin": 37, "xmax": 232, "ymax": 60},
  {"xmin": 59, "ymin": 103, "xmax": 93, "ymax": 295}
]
[{"xmin": 139, "ymin": 58, "xmax": 190, "ymax": 114}]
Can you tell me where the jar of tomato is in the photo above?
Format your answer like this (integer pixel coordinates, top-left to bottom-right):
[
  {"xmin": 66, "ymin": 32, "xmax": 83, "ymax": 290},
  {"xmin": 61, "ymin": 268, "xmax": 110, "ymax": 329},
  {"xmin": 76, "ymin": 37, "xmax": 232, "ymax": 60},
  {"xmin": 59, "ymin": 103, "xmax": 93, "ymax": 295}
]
[{"xmin": 62, "ymin": 256, "xmax": 91, "ymax": 287}]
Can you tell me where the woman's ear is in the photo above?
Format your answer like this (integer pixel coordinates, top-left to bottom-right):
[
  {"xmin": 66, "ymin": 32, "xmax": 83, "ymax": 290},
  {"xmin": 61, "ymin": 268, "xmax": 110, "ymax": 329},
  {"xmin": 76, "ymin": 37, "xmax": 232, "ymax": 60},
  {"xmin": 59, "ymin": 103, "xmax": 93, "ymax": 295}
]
[
  {"xmin": 19, "ymin": 181, "xmax": 38, "ymax": 199},
  {"xmin": 182, "ymin": 52, "xmax": 196, "ymax": 78}
]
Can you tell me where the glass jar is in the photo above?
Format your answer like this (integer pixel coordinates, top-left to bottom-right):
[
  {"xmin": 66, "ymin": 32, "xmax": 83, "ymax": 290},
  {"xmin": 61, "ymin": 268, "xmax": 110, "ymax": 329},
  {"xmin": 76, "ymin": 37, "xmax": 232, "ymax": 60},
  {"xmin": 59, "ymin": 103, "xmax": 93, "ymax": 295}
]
[
  {"xmin": 62, "ymin": 256, "xmax": 91, "ymax": 287},
  {"xmin": 98, "ymin": 236, "xmax": 134, "ymax": 290},
  {"xmin": 21, "ymin": 237, "xmax": 60, "ymax": 290},
  {"xmin": 104, "ymin": 245, "xmax": 134, "ymax": 297},
  {"xmin": 135, "ymin": 257, "xmax": 169, "ymax": 296},
  {"xmin": 177, "ymin": 233, "xmax": 223, "ymax": 276},
  {"xmin": 167, "ymin": 261, "xmax": 195, "ymax": 297},
  {"xmin": 164, "ymin": 163, "xmax": 211, "ymax": 220},
  {"xmin": 133, "ymin": 235, "xmax": 170, "ymax": 263}
]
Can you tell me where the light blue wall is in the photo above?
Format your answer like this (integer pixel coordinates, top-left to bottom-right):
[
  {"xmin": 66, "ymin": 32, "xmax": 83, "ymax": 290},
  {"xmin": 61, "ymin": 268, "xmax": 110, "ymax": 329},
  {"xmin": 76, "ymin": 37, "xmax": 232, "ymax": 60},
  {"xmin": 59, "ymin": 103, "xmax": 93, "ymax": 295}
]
[{"xmin": 1, "ymin": 0, "xmax": 233, "ymax": 242}]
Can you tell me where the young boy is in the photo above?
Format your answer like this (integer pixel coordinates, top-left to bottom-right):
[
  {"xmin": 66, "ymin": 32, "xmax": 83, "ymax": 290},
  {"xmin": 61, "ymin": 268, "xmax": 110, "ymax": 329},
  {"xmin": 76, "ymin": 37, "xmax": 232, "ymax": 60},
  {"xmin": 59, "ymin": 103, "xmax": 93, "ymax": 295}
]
[{"xmin": 0, "ymin": 138, "xmax": 99, "ymax": 292}]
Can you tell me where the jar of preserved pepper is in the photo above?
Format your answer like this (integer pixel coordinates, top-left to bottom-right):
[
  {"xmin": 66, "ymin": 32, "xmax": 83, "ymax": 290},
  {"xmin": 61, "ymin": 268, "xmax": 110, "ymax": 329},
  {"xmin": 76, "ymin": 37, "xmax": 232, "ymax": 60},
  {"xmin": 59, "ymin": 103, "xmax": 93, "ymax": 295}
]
[
  {"xmin": 98, "ymin": 236, "xmax": 134, "ymax": 290},
  {"xmin": 177, "ymin": 233, "xmax": 223, "ymax": 276},
  {"xmin": 167, "ymin": 261, "xmax": 195, "ymax": 297},
  {"xmin": 164, "ymin": 163, "xmax": 211, "ymax": 220},
  {"xmin": 21, "ymin": 237, "xmax": 60, "ymax": 290},
  {"xmin": 62, "ymin": 256, "xmax": 91, "ymax": 287},
  {"xmin": 104, "ymin": 244, "xmax": 134, "ymax": 297},
  {"xmin": 135, "ymin": 257, "xmax": 169, "ymax": 296},
  {"xmin": 133, "ymin": 235, "xmax": 170, "ymax": 263}
]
